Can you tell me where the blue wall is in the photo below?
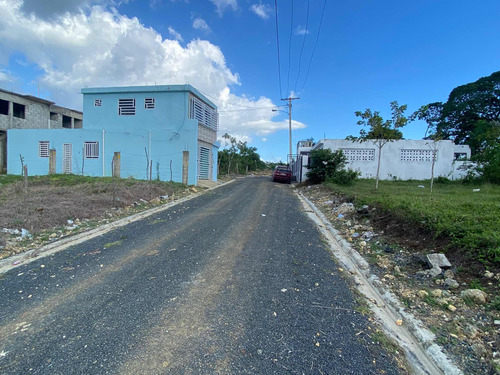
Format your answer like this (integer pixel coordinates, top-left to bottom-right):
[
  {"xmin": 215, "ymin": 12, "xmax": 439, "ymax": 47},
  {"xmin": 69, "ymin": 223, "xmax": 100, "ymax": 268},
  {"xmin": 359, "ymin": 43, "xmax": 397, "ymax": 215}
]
[{"xmin": 7, "ymin": 85, "xmax": 218, "ymax": 185}]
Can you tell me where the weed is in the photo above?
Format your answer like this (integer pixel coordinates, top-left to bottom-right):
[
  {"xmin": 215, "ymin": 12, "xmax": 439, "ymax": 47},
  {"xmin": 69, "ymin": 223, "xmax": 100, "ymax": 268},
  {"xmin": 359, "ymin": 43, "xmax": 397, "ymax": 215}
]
[
  {"xmin": 103, "ymin": 240, "xmax": 123, "ymax": 249},
  {"xmin": 469, "ymin": 279, "xmax": 485, "ymax": 291},
  {"xmin": 370, "ymin": 330, "xmax": 400, "ymax": 354},
  {"xmin": 488, "ymin": 296, "xmax": 500, "ymax": 311}
]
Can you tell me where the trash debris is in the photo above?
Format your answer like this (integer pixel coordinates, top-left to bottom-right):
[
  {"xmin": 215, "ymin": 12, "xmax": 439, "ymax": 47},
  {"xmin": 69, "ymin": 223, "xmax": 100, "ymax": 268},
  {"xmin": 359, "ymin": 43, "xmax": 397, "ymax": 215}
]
[
  {"xmin": 395, "ymin": 319, "xmax": 403, "ymax": 326},
  {"xmin": 281, "ymin": 288, "xmax": 287, "ymax": 292},
  {"xmin": 417, "ymin": 185, "xmax": 425, "ymax": 188},
  {"xmin": 472, "ymin": 189, "xmax": 480, "ymax": 192},
  {"xmin": 261, "ymin": 214, "xmax": 266, "ymax": 217},
  {"xmin": 426, "ymin": 253, "xmax": 451, "ymax": 270}
]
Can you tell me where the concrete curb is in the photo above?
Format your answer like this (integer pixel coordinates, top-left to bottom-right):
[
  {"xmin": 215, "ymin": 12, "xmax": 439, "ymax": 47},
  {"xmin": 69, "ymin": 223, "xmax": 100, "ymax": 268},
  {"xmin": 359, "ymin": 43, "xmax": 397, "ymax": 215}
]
[
  {"xmin": 297, "ymin": 191, "xmax": 463, "ymax": 375},
  {"xmin": 0, "ymin": 179, "xmax": 236, "ymax": 274}
]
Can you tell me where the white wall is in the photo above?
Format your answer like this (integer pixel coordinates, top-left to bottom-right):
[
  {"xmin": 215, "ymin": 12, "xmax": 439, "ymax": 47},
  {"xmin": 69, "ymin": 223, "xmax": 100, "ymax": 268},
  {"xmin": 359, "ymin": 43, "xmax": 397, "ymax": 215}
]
[{"xmin": 314, "ymin": 139, "xmax": 471, "ymax": 181}]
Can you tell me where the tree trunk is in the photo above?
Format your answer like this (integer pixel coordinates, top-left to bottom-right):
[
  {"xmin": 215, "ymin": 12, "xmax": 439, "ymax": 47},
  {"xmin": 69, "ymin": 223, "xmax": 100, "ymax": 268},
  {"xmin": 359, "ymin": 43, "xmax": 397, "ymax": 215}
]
[{"xmin": 375, "ymin": 145, "xmax": 382, "ymax": 190}]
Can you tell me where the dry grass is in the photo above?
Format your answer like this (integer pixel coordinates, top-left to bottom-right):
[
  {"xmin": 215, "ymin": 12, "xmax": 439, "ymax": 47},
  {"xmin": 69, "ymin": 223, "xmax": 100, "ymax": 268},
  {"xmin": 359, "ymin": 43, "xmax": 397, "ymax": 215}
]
[{"xmin": 0, "ymin": 174, "xmax": 186, "ymax": 234}]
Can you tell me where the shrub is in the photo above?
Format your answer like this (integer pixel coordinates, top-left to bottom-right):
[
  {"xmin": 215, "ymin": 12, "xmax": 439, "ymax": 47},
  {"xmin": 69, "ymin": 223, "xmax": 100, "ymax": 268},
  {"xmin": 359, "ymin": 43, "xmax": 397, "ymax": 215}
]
[
  {"xmin": 306, "ymin": 149, "xmax": 347, "ymax": 184},
  {"xmin": 327, "ymin": 169, "xmax": 360, "ymax": 186}
]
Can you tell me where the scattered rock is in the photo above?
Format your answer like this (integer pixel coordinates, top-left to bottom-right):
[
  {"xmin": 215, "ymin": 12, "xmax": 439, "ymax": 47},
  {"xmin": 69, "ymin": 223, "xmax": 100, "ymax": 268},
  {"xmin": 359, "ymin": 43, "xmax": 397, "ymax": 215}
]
[
  {"xmin": 431, "ymin": 289, "xmax": 443, "ymax": 298},
  {"xmin": 443, "ymin": 269, "xmax": 455, "ymax": 279},
  {"xmin": 426, "ymin": 253, "xmax": 451, "ymax": 270},
  {"xmin": 484, "ymin": 271, "xmax": 494, "ymax": 279},
  {"xmin": 471, "ymin": 343, "xmax": 488, "ymax": 357},
  {"xmin": 417, "ymin": 290, "xmax": 429, "ymax": 298},
  {"xmin": 416, "ymin": 266, "xmax": 442, "ymax": 278},
  {"xmin": 336, "ymin": 203, "xmax": 355, "ymax": 215},
  {"xmin": 447, "ymin": 304, "xmax": 457, "ymax": 312},
  {"xmin": 444, "ymin": 278, "xmax": 459, "ymax": 289},
  {"xmin": 461, "ymin": 289, "xmax": 488, "ymax": 305},
  {"xmin": 384, "ymin": 246, "xmax": 395, "ymax": 254},
  {"xmin": 464, "ymin": 324, "xmax": 481, "ymax": 340}
]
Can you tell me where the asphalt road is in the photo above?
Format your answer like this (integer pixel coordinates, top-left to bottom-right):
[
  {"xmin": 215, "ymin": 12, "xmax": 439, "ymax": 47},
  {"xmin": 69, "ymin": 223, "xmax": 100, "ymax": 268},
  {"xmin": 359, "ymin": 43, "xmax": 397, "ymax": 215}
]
[{"xmin": 0, "ymin": 177, "xmax": 404, "ymax": 374}]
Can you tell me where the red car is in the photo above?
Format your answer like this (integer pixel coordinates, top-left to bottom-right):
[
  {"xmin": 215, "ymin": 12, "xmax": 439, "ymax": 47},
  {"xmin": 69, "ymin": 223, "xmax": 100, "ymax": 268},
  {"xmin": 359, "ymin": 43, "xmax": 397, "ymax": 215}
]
[{"xmin": 272, "ymin": 165, "xmax": 292, "ymax": 184}]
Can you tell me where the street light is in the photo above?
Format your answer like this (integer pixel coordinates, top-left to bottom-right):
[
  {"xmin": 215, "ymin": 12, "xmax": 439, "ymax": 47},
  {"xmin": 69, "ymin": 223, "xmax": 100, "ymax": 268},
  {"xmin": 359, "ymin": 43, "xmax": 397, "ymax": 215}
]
[{"xmin": 272, "ymin": 107, "xmax": 293, "ymax": 163}]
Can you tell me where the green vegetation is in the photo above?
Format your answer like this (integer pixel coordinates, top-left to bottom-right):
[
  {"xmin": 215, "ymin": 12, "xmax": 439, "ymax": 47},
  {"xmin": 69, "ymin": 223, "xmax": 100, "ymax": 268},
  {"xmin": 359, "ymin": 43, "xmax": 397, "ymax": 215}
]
[
  {"xmin": 104, "ymin": 240, "xmax": 123, "ymax": 249},
  {"xmin": 307, "ymin": 149, "xmax": 359, "ymax": 185},
  {"xmin": 324, "ymin": 179, "xmax": 500, "ymax": 264},
  {"xmin": 218, "ymin": 133, "xmax": 267, "ymax": 176},
  {"xmin": 349, "ymin": 101, "xmax": 410, "ymax": 189}
]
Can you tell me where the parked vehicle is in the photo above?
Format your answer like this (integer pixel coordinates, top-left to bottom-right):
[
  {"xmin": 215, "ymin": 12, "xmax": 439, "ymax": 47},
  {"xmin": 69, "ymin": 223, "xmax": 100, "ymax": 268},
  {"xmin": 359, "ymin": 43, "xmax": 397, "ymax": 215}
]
[{"xmin": 272, "ymin": 165, "xmax": 292, "ymax": 184}]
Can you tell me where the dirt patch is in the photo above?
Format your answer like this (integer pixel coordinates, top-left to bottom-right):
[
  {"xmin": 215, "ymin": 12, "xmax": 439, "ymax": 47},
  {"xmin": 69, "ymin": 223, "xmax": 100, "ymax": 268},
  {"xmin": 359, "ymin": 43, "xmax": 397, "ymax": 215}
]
[
  {"xmin": 0, "ymin": 176, "xmax": 195, "ymax": 259},
  {"xmin": 300, "ymin": 184, "xmax": 500, "ymax": 375}
]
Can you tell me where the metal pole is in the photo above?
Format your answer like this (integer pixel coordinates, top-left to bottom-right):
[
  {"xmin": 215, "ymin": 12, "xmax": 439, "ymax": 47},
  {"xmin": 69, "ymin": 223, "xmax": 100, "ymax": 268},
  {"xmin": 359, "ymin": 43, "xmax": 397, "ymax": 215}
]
[{"xmin": 281, "ymin": 97, "xmax": 299, "ymax": 164}]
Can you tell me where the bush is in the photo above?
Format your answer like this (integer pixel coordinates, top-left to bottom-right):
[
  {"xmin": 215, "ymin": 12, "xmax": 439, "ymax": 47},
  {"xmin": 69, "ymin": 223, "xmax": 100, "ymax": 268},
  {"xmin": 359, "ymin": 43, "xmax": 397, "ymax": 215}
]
[
  {"xmin": 307, "ymin": 149, "xmax": 347, "ymax": 184},
  {"xmin": 327, "ymin": 169, "xmax": 360, "ymax": 186},
  {"xmin": 434, "ymin": 176, "xmax": 451, "ymax": 184}
]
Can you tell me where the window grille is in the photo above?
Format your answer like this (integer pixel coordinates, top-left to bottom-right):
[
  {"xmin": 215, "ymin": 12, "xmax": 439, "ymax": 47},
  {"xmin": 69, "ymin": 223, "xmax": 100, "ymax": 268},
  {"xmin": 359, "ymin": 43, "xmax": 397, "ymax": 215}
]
[
  {"xmin": 400, "ymin": 149, "xmax": 436, "ymax": 162},
  {"xmin": 84, "ymin": 141, "xmax": 99, "ymax": 158},
  {"xmin": 39, "ymin": 141, "xmax": 49, "ymax": 158},
  {"xmin": 94, "ymin": 99, "xmax": 102, "ymax": 107},
  {"xmin": 144, "ymin": 98, "xmax": 155, "ymax": 109},
  {"xmin": 118, "ymin": 98, "xmax": 136, "ymax": 116},
  {"xmin": 340, "ymin": 148, "xmax": 375, "ymax": 161},
  {"xmin": 189, "ymin": 96, "xmax": 218, "ymax": 131}
]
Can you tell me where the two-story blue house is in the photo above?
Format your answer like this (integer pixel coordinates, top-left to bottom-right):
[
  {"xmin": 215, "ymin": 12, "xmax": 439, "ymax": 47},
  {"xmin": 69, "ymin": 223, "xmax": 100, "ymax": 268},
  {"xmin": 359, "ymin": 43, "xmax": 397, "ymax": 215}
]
[{"xmin": 7, "ymin": 85, "xmax": 219, "ymax": 185}]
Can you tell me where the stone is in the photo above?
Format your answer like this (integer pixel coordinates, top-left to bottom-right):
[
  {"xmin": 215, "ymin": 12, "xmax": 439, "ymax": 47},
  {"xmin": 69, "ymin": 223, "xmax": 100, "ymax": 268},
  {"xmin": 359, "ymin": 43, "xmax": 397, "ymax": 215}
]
[
  {"xmin": 411, "ymin": 254, "xmax": 428, "ymax": 266},
  {"xmin": 461, "ymin": 289, "xmax": 488, "ymax": 305},
  {"xmin": 444, "ymin": 278, "xmax": 459, "ymax": 289},
  {"xmin": 431, "ymin": 289, "xmax": 443, "ymax": 298},
  {"xmin": 447, "ymin": 304, "xmax": 457, "ymax": 312},
  {"xmin": 394, "ymin": 266, "xmax": 401, "ymax": 274},
  {"xmin": 443, "ymin": 269, "xmax": 455, "ymax": 279},
  {"xmin": 426, "ymin": 253, "xmax": 452, "ymax": 270},
  {"xmin": 359, "ymin": 240, "xmax": 367, "ymax": 247},
  {"xmin": 464, "ymin": 324, "xmax": 481, "ymax": 340},
  {"xmin": 471, "ymin": 343, "xmax": 487, "ymax": 357},
  {"xmin": 484, "ymin": 271, "xmax": 494, "ymax": 279},
  {"xmin": 417, "ymin": 290, "xmax": 429, "ymax": 298}
]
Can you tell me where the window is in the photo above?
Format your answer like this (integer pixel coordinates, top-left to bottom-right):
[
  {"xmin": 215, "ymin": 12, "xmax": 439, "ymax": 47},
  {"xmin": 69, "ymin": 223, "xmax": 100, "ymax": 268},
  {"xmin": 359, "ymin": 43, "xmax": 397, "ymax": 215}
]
[
  {"xmin": 62, "ymin": 115, "xmax": 72, "ymax": 128},
  {"xmin": 0, "ymin": 99, "xmax": 8, "ymax": 115},
  {"xmin": 400, "ymin": 149, "xmax": 436, "ymax": 162},
  {"xmin": 189, "ymin": 96, "xmax": 218, "ymax": 131},
  {"xmin": 144, "ymin": 98, "xmax": 155, "ymax": 109},
  {"xmin": 340, "ymin": 148, "xmax": 375, "ymax": 161},
  {"xmin": 84, "ymin": 141, "xmax": 99, "ymax": 158},
  {"xmin": 13, "ymin": 103, "xmax": 25, "ymax": 119},
  {"xmin": 39, "ymin": 141, "xmax": 49, "ymax": 158},
  {"xmin": 118, "ymin": 98, "xmax": 136, "ymax": 115},
  {"xmin": 94, "ymin": 99, "xmax": 102, "ymax": 107}
]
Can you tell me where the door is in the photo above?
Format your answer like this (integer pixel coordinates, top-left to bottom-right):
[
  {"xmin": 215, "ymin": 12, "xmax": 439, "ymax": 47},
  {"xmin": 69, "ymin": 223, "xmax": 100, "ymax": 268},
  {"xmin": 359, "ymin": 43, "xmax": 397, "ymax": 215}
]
[
  {"xmin": 63, "ymin": 143, "xmax": 72, "ymax": 174},
  {"xmin": 198, "ymin": 146, "xmax": 210, "ymax": 180}
]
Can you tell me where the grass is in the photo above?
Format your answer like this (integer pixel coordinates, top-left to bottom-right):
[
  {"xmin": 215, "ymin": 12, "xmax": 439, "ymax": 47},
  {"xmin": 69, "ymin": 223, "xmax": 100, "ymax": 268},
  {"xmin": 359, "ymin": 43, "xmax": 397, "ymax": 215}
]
[{"xmin": 324, "ymin": 179, "xmax": 500, "ymax": 265}]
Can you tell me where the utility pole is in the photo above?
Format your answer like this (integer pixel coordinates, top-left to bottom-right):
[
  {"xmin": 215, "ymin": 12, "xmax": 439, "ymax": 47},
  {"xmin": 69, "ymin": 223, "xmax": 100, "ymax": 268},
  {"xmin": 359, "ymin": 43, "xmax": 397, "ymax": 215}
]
[{"xmin": 281, "ymin": 97, "xmax": 299, "ymax": 164}]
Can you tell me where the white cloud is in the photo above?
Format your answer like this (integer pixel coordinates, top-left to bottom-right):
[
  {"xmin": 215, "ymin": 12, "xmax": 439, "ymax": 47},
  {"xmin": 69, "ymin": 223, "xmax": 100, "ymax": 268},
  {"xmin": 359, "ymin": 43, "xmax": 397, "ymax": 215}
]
[
  {"xmin": 295, "ymin": 25, "xmax": 309, "ymax": 35},
  {"xmin": 0, "ymin": 0, "xmax": 305, "ymax": 141},
  {"xmin": 0, "ymin": 68, "xmax": 14, "ymax": 83},
  {"xmin": 250, "ymin": 2, "xmax": 272, "ymax": 20},
  {"xmin": 192, "ymin": 17, "xmax": 210, "ymax": 32},
  {"xmin": 168, "ymin": 26, "xmax": 183, "ymax": 42},
  {"xmin": 209, "ymin": 0, "xmax": 237, "ymax": 16}
]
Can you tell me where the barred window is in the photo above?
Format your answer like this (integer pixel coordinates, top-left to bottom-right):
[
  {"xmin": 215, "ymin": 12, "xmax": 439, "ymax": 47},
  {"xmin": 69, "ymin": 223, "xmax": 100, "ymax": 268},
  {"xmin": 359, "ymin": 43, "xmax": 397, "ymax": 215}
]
[
  {"xmin": 94, "ymin": 99, "xmax": 102, "ymax": 107},
  {"xmin": 145, "ymin": 98, "xmax": 155, "ymax": 109},
  {"xmin": 189, "ymin": 95, "xmax": 218, "ymax": 131},
  {"xmin": 39, "ymin": 141, "xmax": 49, "ymax": 158},
  {"xmin": 84, "ymin": 141, "xmax": 99, "ymax": 159},
  {"xmin": 118, "ymin": 98, "xmax": 136, "ymax": 116},
  {"xmin": 400, "ymin": 149, "xmax": 436, "ymax": 162},
  {"xmin": 340, "ymin": 148, "xmax": 375, "ymax": 161}
]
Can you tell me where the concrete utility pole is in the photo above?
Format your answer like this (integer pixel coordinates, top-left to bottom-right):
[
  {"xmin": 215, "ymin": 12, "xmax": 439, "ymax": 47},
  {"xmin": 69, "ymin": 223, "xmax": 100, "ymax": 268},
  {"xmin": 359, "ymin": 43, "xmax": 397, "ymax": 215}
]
[{"xmin": 281, "ymin": 97, "xmax": 299, "ymax": 163}]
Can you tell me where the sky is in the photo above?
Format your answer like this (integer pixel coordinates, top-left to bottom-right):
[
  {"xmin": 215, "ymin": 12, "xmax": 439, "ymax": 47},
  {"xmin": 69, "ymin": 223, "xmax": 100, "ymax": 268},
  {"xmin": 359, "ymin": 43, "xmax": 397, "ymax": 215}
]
[{"xmin": 0, "ymin": 0, "xmax": 499, "ymax": 163}]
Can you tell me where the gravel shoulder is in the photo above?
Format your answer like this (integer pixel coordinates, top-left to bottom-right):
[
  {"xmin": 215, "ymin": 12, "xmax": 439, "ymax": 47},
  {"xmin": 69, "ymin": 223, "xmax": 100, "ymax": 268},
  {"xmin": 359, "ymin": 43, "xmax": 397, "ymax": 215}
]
[{"xmin": 299, "ymin": 184, "xmax": 500, "ymax": 375}]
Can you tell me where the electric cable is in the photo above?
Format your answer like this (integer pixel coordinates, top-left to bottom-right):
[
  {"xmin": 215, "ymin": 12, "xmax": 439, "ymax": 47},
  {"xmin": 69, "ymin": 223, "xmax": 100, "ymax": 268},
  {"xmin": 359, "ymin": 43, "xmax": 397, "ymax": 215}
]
[
  {"xmin": 286, "ymin": 0, "xmax": 294, "ymax": 96},
  {"xmin": 274, "ymin": 0, "xmax": 283, "ymax": 99},
  {"xmin": 300, "ymin": 0, "xmax": 327, "ymax": 94},
  {"xmin": 294, "ymin": 0, "xmax": 310, "ymax": 93}
]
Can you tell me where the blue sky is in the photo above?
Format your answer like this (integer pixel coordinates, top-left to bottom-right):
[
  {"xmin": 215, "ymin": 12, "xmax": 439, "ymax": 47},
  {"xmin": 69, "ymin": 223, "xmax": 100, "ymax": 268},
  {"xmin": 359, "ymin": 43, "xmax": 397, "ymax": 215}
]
[{"xmin": 1, "ymin": 0, "xmax": 499, "ymax": 162}]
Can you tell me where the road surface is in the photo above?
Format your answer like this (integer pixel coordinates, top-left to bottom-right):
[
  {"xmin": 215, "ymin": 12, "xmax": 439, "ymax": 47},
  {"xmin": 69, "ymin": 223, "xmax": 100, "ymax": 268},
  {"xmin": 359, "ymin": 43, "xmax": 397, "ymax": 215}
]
[{"xmin": 0, "ymin": 177, "xmax": 404, "ymax": 374}]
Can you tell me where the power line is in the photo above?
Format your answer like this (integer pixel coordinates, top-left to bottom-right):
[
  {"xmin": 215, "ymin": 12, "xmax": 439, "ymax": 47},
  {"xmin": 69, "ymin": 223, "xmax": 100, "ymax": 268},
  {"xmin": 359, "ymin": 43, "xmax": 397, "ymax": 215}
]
[
  {"xmin": 300, "ymin": 0, "xmax": 327, "ymax": 94},
  {"xmin": 294, "ymin": 0, "xmax": 310, "ymax": 93},
  {"xmin": 219, "ymin": 105, "xmax": 286, "ymax": 113},
  {"xmin": 286, "ymin": 0, "xmax": 294, "ymax": 96},
  {"xmin": 274, "ymin": 0, "xmax": 283, "ymax": 99},
  {"xmin": 198, "ymin": 89, "xmax": 283, "ymax": 110}
]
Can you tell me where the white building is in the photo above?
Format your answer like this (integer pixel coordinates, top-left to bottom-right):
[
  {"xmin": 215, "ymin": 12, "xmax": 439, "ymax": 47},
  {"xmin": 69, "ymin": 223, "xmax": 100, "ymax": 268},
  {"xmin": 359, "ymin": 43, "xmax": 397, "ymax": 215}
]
[{"xmin": 293, "ymin": 139, "xmax": 471, "ymax": 182}]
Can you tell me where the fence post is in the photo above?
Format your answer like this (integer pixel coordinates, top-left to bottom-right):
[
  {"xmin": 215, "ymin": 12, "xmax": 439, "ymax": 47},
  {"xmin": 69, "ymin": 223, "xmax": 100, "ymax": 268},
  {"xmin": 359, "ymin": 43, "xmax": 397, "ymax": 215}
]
[
  {"xmin": 112, "ymin": 152, "xmax": 121, "ymax": 178},
  {"xmin": 49, "ymin": 149, "xmax": 56, "ymax": 174},
  {"xmin": 182, "ymin": 151, "xmax": 189, "ymax": 185}
]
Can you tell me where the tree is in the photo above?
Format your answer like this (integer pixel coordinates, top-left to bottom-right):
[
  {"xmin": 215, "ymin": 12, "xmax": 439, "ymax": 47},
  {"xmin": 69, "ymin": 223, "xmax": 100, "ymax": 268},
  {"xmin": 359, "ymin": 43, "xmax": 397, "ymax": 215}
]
[
  {"xmin": 306, "ymin": 149, "xmax": 347, "ymax": 184},
  {"xmin": 350, "ymin": 101, "xmax": 409, "ymax": 189},
  {"xmin": 411, "ymin": 104, "xmax": 447, "ymax": 192},
  {"xmin": 435, "ymin": 71, "xmax": 500, "ymax": 153},
  {"xmin": 471, "ymin": 120, "xmax": 500, "ymax": 184}
]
